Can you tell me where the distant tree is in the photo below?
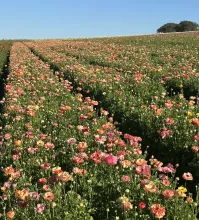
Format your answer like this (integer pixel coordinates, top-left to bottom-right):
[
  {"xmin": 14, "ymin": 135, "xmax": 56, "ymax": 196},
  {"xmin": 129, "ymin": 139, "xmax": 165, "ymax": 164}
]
[
  {"xmin": 176, "ymin": 20, "xmax": 198, "ymax": 32},
  {"xmin": 157, "ymin": 23, "xmax": 178, "ymax": 33}
]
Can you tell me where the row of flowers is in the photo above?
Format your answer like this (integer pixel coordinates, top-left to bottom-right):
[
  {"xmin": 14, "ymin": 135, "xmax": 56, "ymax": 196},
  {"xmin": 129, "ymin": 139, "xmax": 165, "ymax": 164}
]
[
  {"xmin": 47, "ymin": 32, "xmax": 199, "ymax": 97},
  {"xmin": 25, "ymin": 39, "xmax": 199, "ymax": 180},
  {"xmin": 0, "ymin": 42, "xmax": 198, "ymax": 219}
]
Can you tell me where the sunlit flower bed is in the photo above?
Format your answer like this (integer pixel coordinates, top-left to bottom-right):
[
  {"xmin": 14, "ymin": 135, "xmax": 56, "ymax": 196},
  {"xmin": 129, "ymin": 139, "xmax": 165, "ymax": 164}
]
[
  {"xmin": 0, "ymin": 42, "xmax": 198, "ymax": 219},
  {"xmin": 25, "ymin": 36, "xmax": 199, "ymax": 180}
]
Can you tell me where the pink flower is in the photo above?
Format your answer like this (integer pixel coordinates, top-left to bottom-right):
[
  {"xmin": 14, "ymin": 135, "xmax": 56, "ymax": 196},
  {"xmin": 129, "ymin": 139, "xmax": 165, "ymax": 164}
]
[
  {"xmin": 40, "ymin": 163, "xmax": 51, "ymax": 169},
  {"xmin": 3, "ymin": 181, "xmax": 12, "ymax": 188},
  {"xmin": 35, "ymin": 204, "xmax": 46, "ymax": 213},
  {"xmin": 43, "ymin": 184, "xmax": 51, "ymax": 191},
  {"xmin": 67, "ymin": 138, "xmax": 76, "ymax": 145},
  {"xmin": 194, "ymin": 134, "xmax": 199, "ymax": 141},
  {"xmin": 72, "ymin": 156, "xmax": 84, "ymax": 164},
  {"xmin": 135, "ymin": 165, "xmax": 151, "ymax": 177},
  {"xmin": 158, "ymin": 163, "xmax": 175, "ymax": 173},
  {"xmin": 30, "ymin": 192, "xmax": 40, "ymax": 201},
  {"xmin": 157, "ymin": 128, "xmax": 172, "ymax": 139},
  {"xmin": 44, "ymin": 142, "xmax": 55, "ymax": 150},
  {"xmin": 95, "ymin": 135, "xmax": 107, "ymax": 144},
  {"xmin": 121, "ymin": 175, "xmax": 131, "ymax": 182},
  {"xmin": 78, "ymin": 152, "xmax": 88, "ymax": 160},
  {"xmin": 165, "ymin": 118, "xmax": 174, "ymax": 125},
  {"xmin": 165, "ymin": 102, "xmax": 173, "ymax": 109},
  {"xmin": 90, "ymin": 150, "xmax": 103, "ymax": 164},
  {"xmin": 117, "ymin": 151, "xmax": 127, "ymax": 160},
  {"xmin": 182, "ymin": 172, "xmax": 193, "ymax": 181},
  {"xmin": 103, "ymin": 154, "xmax": 118, "ymax": 166},
  {"xmin": 140, "ymin": 179, "xmax": 150, "ymax": 186},
  {"xmin": 27, "ymin": 147, "xmax": 39, "ymax": 153},
  {"xmin": 162, "ymin": 190, "xmax": 174, "ymax": 199},
  {"xmin": 12, "ymin": 154, "xmax": 20, "ymax": 161}
]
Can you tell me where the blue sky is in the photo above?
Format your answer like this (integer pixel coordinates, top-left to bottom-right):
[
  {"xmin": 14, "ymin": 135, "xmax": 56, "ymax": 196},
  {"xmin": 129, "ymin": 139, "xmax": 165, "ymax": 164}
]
[{"xmin": 0, "ymin": 0, "xmax": 198, "ymax": 39}]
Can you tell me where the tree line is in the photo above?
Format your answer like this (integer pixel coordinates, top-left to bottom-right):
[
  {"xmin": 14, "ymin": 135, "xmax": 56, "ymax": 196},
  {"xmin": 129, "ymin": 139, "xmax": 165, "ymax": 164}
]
[{"xmin": 157, "ymin": 21, "xmax": 198, "ymax": 33}]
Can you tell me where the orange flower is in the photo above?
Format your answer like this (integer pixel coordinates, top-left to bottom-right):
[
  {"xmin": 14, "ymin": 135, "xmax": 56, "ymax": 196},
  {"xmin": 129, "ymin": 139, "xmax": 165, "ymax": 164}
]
[
  {"xmin": 38, "ymin": 178, "xmax": 47, "ymax": 185},
  {"xmin": 135, "ymin": 159, "xmax": 147, "ymax": 166},
  {"xmin": 63, "ymin": 106, "xmax": 71, "ymax": 111},
  {"xmin": 150, "ymin": 204, "xmax": 166, "ymax": 219},
  {"xmin": 161, "ymin": 179, "xmax": 170, "ymax": 186},
  {"xmin": 77, "ymin": 142, "xmax": 88, "ymax": 152},
  {"xmin": 117, "ymin": 139, "xmax": 126, "ymax": 147},
  {"xmin": 186, "ymin": 197, "xmax": 193, "ymax": 204},
  {"xmin": 14, "ymin": 140, "xmax": 22, "ymax": 146},
  {"xmin": 192, "ymin": 118, "xmax": 199, "ymax": 127},
  {"xmin": 97, "ymin": 129, "xmax": 104, "ymax": 135},
  {"xmin": 123, "ymin": 201, "xmax": 133, "ymax": 211},
  {"xmin": 120, "ymin": 160, "xmax": 132, "ymax": 168},
  {"xmin": 52, "ymin": 167, "xmax": 63, "ymax": 175},
  {"xmin": 182, "ymin": 172, "xmax": 193, "ymax": 181},
  {"xmin": 144, "ymin": 181, "xmax": 158, "ymax": 193},
  {"xmin": 7, "ymin": 210, "xmax": 15, "ymax": 219},
  {"xmin": 4, "ymin": 167, "xmax": 14, "ymax": 176},
  {"xmin": 43, "ymin": 192, "xmax": 55, "ymax": 201},
  {"xmin": 192, "ymin": 146, "xmax": 199, "ymax": 152},
  {"xmin": 155, "ymin": 108, "xmax": 162, "ymax": 116},
  {"xmin": 15, "ymin": 189, "xmax": 29, "ymax": 200},
  {"xmin": 189, "ymin": 101, "xmax": 195, "ymax": 106},
  {"xmin": 14, "ymin": 72, "xmax": 23, "ymax": 77},
  {"xmin": 57, "ymin": 172, "xmax": 72, "ymax": 182},
  {"xmin": 150, "ymin": 159, "xmax": 163, "ymax": 168}
]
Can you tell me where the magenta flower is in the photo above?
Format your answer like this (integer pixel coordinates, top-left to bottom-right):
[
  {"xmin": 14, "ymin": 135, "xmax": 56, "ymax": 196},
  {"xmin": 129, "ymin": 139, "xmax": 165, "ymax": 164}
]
[{"xmin": 107, "ymin": 132, "xmax": 115, "ymax": 137}]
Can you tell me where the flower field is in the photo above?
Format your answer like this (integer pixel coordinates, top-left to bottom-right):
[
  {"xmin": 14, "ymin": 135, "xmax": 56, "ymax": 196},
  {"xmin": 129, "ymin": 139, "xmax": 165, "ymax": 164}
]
[{"xmin": 0, "ymin": 32, "xmax": 199, "ymax": 219}]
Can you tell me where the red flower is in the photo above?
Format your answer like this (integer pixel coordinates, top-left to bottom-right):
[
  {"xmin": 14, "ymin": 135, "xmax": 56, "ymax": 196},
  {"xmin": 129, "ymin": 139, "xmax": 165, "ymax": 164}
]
[{"xmin": 139, "ymin": 202, "xmax": 146, "ymax": 209}]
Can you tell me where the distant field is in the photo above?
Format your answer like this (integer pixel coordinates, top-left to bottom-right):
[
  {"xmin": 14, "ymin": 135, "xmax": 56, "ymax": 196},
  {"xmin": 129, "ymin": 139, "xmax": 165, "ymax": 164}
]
[{"xmin": 0, "ymin": 32, "xmax": 199, "ymax": 219}]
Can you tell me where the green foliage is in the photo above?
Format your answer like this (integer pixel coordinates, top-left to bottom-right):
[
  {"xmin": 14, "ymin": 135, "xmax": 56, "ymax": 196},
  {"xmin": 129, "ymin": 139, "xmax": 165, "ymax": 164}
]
[
  {"xmin": 157, "ymin": 21, "xmax": 198, "ymax": 33},
  {"xmin": 177, "ymin": 20, "xmax": 199, "ymax": 32},
  {"xmin": 157, "ymin": 23, "xmax": 178, "ymax": 33}
]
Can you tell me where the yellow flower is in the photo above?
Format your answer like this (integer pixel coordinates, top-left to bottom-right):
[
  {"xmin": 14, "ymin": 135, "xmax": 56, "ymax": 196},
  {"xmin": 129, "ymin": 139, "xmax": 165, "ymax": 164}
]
[
  {"xmin": 196, "ymin": 113, "xmax": 199, "ymax": 117},
  {"xmin": 51, "ymin": 202, "xmax": 56, "ymax": 208},
  {"xmin": 187, "ymin": 111, "xmax": 193, "ymax": 116},
  {"xmin": 178, "ymin": 186, "xmax": 187, "ymax": 193},
  {"xmin": 37, "ymin": 140, "xmax": 44, "ymax": 147},
  {"xmin": 176, "ymin": 186, "xmax": 187, "ymax": 197},
  {"xmin": 176, "ymin": 190, "xmax": 187, "ymax": 197}
]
